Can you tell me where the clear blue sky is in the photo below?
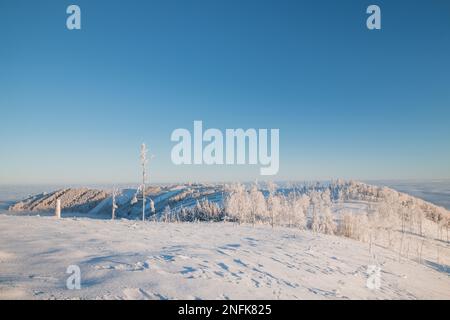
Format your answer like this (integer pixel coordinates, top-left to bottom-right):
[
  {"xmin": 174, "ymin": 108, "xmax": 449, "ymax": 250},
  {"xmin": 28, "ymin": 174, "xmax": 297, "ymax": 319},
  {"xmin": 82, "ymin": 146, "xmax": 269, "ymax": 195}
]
[{"xmin": 1, "ymin": 0, "xmax": 449, "ymax": 184}]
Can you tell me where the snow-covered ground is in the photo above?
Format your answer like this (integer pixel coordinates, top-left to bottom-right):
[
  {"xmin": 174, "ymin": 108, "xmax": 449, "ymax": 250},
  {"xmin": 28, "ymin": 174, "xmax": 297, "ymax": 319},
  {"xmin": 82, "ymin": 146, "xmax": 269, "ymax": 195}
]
[{"xmin": 0, "ymin": 215, "xmax": 448, "ymax": 300}]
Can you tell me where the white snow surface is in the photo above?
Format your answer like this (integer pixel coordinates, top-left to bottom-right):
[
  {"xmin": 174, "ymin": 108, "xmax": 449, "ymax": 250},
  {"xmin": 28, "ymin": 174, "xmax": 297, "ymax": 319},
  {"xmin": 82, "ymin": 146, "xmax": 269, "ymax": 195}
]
[{"xmin": 0, "ymin": 215, "xmax": 448, "ymax": 300}]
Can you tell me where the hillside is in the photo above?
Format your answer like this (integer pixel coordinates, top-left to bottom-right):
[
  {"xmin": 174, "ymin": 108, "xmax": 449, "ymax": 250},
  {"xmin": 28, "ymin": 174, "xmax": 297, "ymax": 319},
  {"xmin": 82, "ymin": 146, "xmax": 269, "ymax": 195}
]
[
  {"xmin": 7, "ymin": 181, "xmax": 450, "ymax": 277},
  {"xmin": 0, "ymin": 215, "xmax": 448, "ymax": 300}
]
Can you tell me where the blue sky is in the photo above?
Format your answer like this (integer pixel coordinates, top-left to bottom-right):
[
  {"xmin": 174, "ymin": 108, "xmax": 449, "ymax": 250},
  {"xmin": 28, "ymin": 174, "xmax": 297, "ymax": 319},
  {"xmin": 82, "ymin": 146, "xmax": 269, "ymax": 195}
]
[{"xmin": 0, "ymin": 0, "xmax": 449, "ymax": 184}]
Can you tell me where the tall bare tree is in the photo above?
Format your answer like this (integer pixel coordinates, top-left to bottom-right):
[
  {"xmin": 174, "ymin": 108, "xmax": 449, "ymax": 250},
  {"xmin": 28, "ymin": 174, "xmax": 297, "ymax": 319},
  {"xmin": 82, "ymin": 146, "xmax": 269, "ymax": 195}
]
[
  {"xmin": 140, "ymin": 143, "xmax": 148, "ymax": 221},
  {"xmin": 112, "ymin": 189, "xmax": 118, "ymax": 220}
]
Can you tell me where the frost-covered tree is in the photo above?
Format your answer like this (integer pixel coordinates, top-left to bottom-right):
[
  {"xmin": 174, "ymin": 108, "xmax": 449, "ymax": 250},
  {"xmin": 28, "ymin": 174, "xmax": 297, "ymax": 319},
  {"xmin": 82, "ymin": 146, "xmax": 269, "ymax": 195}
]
[
  {"xmin": 317, "ymin": 189, "xmax": 335, "ymax": 234},
  {"xmin": 149, "ymin": 198, "xmax": 155, "ymax": 217},
  {"xmin": 224, "ymin": 184, "xmax": 250, "ymax": 223},
  {"xmin": 321, "ymin": 189, "xmax": 332, "ymax": 207},
  {"xmin": 319, "ymin": 206, "xmax": 336, "ymax": 235},
  {"xmin": 309, "ymin": 190, "xmax": 322, "ymax": 232},
  {"xmin": 130, "ymin": 188, "xmax": 139, "ymax": 206},
  {"xmin": 282, "ymin": 193, "xmax": 293, "ymax": 227},
  {"xmin": 307, "ymin": 188, "xmax": 335, "ymax": 234},
  {"xmin": 290, "ymin": 193, "xmax": 309, "ymax": 229},
  {"xmin": 179, "ymin": 206, "xmax": 188, "ymax": 221},
  {"xmin": 266, "ymin": 181, "xmax": 277, "ymax": 195},
  {"xmin": 249, "ymin": 184, "xmax": 266, "ymax": 225},
  {"xmin": 375, "ymin": 189, "xmax": 401, "ymax": 246},
  {"xmin": 266, "ymin": 181, "xmax": 279, "ymax": 227},
  {"xmin": 140, "ymin": 143, "xmax": 148, "ymax": 221},
  {"xmin": 414, "ymin": 205, "xmax": 425, "ymax": 237},
  {"xmin": 163, "ymin": 205, "xmax": 171, "ymax": 223},
  {"xmin": 112, "ymin": 189, "xmax": 118, "ymax": 220},
  {"xmin": 267, "ymin": 193, "xmax": 281, "ymax": 228},
  {"xmin": 338, "ymin": 211, "xmax": 369, "ymax": 241},
  {"xmin": 278, "ymin": 194, "xmax": 294, "ymax": 227},
  {"xmin": 338, "ymin": 211, "xmax": 353, "ymax": 238},
  {"xmin": 194, "ymin": 199, "xmax": 223, "ymax": 221}
]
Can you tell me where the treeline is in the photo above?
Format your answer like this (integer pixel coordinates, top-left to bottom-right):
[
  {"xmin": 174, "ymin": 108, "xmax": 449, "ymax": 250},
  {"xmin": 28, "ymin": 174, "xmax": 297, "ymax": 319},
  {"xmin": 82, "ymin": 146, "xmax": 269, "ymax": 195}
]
[{"xmin": 151, "ymin": 181, "xmax": 449, "ymax": 264}]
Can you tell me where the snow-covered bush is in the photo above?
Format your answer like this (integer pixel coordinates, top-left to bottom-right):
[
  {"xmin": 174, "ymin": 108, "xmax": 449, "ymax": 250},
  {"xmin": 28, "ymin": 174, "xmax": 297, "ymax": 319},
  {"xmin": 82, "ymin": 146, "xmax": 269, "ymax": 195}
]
[{"xmin": 337, "ymin": 211, "xmax": 368, "ymax": 241}]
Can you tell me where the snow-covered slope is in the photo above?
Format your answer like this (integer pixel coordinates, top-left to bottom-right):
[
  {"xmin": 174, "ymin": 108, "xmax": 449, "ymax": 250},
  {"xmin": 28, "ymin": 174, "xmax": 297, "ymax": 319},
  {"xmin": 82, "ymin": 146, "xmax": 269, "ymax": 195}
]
[
  {"xmin": 0, "ymin": 214, "xmax": 448, "ymax": 300},
  {"xmin": 8, "ymin": 182, "xmax": 449, "ymax": 223},
  {"xmin": 5, "ymin": 181, "xmax": 449, "ymax": 293},
  {"xmin": 9, "ymin": 188, "xmax": 109, "ymax": 215},
  {"xmin": 7, "ymin": 184, "xmax": 225, "ymax": 219}
]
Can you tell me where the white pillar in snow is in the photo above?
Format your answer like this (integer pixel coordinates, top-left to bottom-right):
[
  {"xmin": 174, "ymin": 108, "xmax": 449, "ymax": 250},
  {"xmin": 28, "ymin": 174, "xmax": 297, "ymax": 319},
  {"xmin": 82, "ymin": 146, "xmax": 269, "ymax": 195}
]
[{"xmin": 55, "ymin": 199, "xmax": 61, "ymax": 218}]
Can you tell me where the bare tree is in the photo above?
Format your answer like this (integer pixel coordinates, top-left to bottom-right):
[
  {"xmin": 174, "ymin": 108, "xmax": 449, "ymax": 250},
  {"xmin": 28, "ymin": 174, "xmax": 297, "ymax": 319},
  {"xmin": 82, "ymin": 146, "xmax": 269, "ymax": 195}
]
[
  {"xmin": 140, "ymin": 143, "xmax": 155, "ymax": 222},
  {"xmin": 163, "ymin": 205, "xmax": 171, "ymax": 223},
  {"xmin": 112, "ymin": 189, "xmax": 118, "ymax": 220},
  {"xmin": 140, "ymin": 143, "xmax": 148, "ymax": 221}
]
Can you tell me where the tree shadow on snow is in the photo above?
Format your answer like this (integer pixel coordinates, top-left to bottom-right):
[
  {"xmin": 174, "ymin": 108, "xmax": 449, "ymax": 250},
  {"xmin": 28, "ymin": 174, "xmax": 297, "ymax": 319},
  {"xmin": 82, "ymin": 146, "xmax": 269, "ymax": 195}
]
[{"xmin": 424, "ymin": 260, "xmax": 450, "ymax": 275}]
